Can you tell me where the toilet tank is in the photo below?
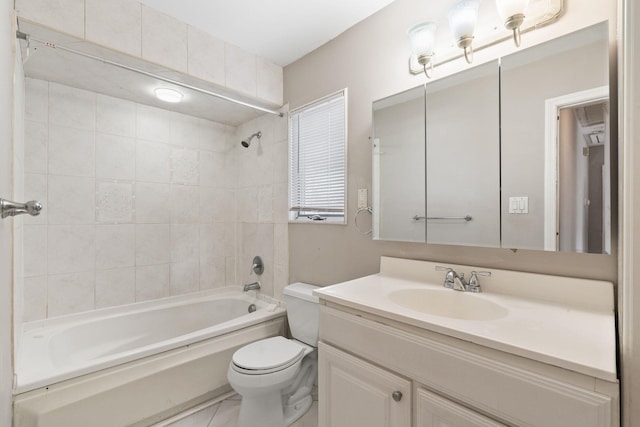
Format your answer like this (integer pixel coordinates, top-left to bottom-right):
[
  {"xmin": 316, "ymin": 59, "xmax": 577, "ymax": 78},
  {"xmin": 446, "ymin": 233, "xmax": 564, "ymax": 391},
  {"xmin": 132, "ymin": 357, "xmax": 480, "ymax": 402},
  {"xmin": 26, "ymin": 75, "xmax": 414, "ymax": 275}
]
[{"xmin": 283, "ymin": 283, "xmax": 320, "ymax": 347}]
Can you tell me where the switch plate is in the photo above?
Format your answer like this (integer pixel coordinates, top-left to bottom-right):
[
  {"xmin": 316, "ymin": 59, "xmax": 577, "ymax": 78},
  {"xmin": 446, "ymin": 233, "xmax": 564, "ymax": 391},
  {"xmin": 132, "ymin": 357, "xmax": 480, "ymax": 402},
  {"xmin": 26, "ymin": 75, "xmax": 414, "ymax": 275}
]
[
  {"xmin": 358, "ymin": 189, "xmax": 368, "ymax": 208},
  {"xmin": 509, "ymin": 196, "xmax": 529, "ymax": 214}
]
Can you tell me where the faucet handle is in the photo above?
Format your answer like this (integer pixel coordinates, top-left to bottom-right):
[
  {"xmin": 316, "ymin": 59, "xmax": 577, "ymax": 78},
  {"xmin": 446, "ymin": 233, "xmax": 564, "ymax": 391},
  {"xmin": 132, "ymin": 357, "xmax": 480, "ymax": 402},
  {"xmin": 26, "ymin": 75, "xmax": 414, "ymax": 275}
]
[
  {"xmin": 468, "ymin": 271, "xmax": 491, "ymax": 293},
  {"xmin": 436, "ymin": 266, "xmax": 456, "ymax": 289}
]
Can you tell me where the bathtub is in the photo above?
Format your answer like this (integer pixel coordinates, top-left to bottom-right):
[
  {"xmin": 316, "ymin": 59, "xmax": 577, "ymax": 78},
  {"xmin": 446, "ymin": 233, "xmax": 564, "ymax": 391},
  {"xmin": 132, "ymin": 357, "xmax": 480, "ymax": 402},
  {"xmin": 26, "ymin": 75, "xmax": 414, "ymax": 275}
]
[{"xmin": 14, "ymin": 288, "xmax": 286, "ymax": 427}]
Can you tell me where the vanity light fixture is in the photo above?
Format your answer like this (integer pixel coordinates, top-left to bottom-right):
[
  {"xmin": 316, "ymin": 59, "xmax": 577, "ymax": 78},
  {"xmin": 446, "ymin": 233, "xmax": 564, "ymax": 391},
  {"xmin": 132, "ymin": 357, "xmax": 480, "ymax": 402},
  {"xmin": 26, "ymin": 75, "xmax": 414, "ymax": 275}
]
[
  {"xmin": 448, "ymin": 0, "xmax": 480, "ymax": 64},
  {"xmin": 154, "ymin": 87, "xmax": 183, "ymax": 103},
  {"xmin": 407, "ymin": 22, "xmax": 438, "ymax": 78},
  {"xmin": 496, "ymin": 0, "xmax": 529, "ymax": 47}
]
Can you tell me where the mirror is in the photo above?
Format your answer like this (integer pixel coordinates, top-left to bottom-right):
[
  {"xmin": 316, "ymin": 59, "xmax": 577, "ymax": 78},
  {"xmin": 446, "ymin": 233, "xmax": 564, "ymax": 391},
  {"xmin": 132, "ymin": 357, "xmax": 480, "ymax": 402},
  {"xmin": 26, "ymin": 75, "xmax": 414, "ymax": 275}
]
[
  {"xmin": 372, "ymin": 86, "xmax": 426, "ymax": 242},
  {"xmin": 501, "ymin": 22, "xmax": 610, "ymax": 253},
  {"xmin": 426, "ymin": 60, "xmax": 500, "ymax": 248},
  {"xmin": 372, "ymin": 22, "xmax": 611, "ymax": 253}
]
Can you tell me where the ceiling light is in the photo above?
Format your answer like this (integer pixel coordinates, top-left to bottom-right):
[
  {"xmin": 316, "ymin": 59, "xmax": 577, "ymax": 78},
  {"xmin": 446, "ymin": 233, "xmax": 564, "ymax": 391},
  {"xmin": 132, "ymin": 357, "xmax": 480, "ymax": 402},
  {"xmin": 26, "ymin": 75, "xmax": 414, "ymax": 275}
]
[
  {"xmin": 496, "ymin": 0, "xmax": 529, "ymax": 47},
  {"xmin": 154, "ymin": 87, "xmax": 183, "ymax": 103},
  {"xmin": 407, "ymin": 22, "xmax": 438, "ymax": 79},
  {"xmin": 448, "ymin": 0, "xmax": 480, "ymax": 64}
]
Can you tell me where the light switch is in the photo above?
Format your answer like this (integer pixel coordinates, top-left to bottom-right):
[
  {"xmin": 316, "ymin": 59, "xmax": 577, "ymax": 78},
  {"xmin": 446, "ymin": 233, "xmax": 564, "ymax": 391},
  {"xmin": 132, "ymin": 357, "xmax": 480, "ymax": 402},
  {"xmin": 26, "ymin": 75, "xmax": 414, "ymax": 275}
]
[{"xmin": 509, "ymin": 196, "xmax": 529, "ymax": 214}]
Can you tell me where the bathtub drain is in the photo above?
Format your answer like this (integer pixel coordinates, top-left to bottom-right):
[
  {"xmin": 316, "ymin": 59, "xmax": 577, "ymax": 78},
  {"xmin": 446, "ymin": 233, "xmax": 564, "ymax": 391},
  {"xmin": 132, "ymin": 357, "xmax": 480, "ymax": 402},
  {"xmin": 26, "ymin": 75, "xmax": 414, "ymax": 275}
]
[{"xmin": 248, "ymin": 304, "xmax": 257, "ymax": 313}]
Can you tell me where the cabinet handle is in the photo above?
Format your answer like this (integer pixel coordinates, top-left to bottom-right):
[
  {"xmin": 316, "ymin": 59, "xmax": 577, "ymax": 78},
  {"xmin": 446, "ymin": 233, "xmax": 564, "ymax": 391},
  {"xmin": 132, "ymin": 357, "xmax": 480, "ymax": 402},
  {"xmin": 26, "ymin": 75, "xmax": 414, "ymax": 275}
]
[{"xmin": 392, "ymin": 391, "xmax": 403, "ymax": 402}]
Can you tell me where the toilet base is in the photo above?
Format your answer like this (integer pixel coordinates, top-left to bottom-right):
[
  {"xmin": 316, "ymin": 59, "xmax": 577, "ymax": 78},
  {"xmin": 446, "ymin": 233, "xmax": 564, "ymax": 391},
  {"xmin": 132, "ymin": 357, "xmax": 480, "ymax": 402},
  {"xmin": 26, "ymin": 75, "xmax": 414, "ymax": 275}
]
[
  {"xmin": 237, "ymin": 393, "xmax": 286, "ymax": 427},
  {"xmin": 234, "ymin": 356, "xmax": 317, "ymax": 427},
  {"xmin": 283, "ymin": 394, "xmax": 312, "ymax": 425}
]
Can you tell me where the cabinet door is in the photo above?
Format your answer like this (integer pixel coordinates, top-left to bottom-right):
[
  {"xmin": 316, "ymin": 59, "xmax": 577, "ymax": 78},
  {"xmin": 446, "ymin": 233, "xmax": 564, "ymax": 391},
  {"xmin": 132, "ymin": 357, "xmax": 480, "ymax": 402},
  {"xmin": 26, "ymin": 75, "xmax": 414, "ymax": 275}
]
[
  {"xmin": 318, "ymin": 342, "xmax": 411, "ymax": 427},
  {"xmin": 416, "ymin": 387, "xmax": 506, "ymax": 427}
]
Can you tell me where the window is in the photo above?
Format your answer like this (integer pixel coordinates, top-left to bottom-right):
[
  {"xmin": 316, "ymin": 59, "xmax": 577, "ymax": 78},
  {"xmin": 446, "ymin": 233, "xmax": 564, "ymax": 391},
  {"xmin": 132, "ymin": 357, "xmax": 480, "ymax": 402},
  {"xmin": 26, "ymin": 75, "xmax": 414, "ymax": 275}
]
[{"xmin": 289, "ymin": 89, "xmax": 347, "ymax": 223}]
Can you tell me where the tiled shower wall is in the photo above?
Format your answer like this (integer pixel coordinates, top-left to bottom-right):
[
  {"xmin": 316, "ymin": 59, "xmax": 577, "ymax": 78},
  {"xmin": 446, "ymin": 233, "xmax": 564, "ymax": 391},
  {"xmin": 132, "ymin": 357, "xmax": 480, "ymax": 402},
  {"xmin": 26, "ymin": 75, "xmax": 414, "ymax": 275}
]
[
  {"xmin": 22, "ymin": 78, "xmax": 240, "ymax": 321},
  {"xmin": 235, "ymin": 111, "xmax": 289, "ymax": 302}
]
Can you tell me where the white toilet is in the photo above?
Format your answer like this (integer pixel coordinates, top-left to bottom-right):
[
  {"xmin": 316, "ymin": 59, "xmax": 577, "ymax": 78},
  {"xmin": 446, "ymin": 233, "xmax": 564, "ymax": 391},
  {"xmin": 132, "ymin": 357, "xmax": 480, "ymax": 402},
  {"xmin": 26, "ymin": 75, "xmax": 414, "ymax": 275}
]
[{"xmin": 227, "ymin": 283, "xmax": 320, "ymax": 427}]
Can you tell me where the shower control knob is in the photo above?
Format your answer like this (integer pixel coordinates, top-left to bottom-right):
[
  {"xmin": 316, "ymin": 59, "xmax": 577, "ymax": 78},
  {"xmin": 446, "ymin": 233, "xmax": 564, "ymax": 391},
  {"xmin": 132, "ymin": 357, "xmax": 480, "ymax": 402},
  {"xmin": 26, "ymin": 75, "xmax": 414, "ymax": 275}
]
[{"xmin": 392, "ymin": 391, "xmax": 403, "ymax": 402}]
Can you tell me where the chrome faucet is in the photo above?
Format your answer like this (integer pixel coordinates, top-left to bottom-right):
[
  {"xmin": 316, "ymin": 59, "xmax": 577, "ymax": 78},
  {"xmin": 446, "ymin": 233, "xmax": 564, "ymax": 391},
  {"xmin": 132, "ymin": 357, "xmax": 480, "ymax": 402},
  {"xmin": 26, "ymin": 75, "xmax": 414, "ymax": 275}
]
[
  {"xmin": 243, "ymin": 281, "xmax": 261, "ymax": 292},
  {"xmin": 435, "ymin": 266, "xmax": 491, "ymax": 293}
]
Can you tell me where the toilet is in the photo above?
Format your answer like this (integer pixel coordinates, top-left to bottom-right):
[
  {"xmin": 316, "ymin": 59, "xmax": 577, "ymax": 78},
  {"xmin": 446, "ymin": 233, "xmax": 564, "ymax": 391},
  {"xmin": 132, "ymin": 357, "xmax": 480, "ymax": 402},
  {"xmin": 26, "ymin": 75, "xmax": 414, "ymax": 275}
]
[{"xmin": 227, "ymin": 282, "xmax": 320, "ymax": 427}]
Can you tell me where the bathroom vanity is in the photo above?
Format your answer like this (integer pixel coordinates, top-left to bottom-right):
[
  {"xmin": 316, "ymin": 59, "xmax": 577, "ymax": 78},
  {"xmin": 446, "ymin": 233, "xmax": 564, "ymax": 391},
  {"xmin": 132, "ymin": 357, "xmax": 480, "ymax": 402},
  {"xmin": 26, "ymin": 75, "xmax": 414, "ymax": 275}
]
[{"xmin": 314, "ymin": 257, "xmax": 619, "ymax": 427}]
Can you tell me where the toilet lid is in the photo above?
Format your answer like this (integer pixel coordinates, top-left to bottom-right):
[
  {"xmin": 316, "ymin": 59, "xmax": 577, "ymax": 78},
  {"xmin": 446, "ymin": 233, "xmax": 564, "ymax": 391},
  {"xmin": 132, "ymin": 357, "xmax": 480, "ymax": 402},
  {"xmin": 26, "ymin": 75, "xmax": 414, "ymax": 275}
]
[{"xmin": 232, "ymin": 336, "xmax": 305, "ymax": 371}]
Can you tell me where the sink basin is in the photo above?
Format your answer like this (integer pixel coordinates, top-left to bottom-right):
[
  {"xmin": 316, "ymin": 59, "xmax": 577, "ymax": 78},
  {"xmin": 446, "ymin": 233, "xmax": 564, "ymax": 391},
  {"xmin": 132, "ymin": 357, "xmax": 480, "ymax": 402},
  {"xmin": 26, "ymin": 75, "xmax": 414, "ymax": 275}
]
[{"xmin": 388, "ymin": 288, "xmax": 508, "ymax": 321}]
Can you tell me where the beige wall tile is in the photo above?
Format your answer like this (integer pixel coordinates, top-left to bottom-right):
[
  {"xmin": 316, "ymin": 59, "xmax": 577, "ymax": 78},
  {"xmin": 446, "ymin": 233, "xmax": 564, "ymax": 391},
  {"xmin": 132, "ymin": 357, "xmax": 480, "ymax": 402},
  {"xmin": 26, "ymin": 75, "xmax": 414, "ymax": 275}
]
[
  {"xmin": 49, "ymin": 83, "xmax": 96, "ymax": 131},
  {"xmin": 170, "ymin": 261, "xmax": 200, "ymax": 295},
  {"xmin": 97, "ymin": 94, "xmax": 136, "ymax": 138},
  {"xmin": 25, "ymin": 78, "xmax": 48, "ymax": 123},
  {"xmin": 135, "ymin": 182, "xmax": 170, "ymax": 223},
  {"xmin": 95, "ymin": 267, "xmax": 135, "ymax": 309},
  {"xmin": 47, "ymin": 176, "xmax": 95, "ymax": 224},
  {"xmin": 225, "ymin": 44, "xmax": 257, "ymax": 97},
  {"xmin": 48, "ymin": 125, "xmax": 95, "ymax": 177},
  {"xmin": 16, "ymin": 0, "xmax": 85, "ymax": 39},
  {"xmin": 48, "ymin": 271, "xmax": 95, "ymax": 317},
  {"xmin": 257, "ymin": 57, "xmax": 283, "ymax": 105},
  {"xmin": 95, "ymin": 224, "xmax": 135, "ymax": 270},
  {"xmin": 47, "ymin": 225, "xmax": 95, "ymax": 275},
  {"xmin": 96, "ymin": 133, "xmax": 135, "ymax": 181},
  {"xmin": 24, "ymin": 121, "xmax": 48, "ymax": 174},
  {"xmin": 86, "ymin": 0, "xmax": 142, "ymax": 57},
  {"xmin": 136, "ymin": 264, "xmax": 170, "ymax": 301},
  {"xmin": 23, "ymin": 277, "xmax": 47, "ymax": 322},
  {"xmin": 188, "ymin": 26, "xmax": 225, "ymax": 86},
  {"xmin": 24, "ymin": 225, "xmax": 47, "ymax": 278},
  {"xmin": 141, "ymin": 5, "xmax": 188, "ymax": 72},
  {"xmin": 136, "ymin": 224, "xmax": 170, "ymax": 266}
]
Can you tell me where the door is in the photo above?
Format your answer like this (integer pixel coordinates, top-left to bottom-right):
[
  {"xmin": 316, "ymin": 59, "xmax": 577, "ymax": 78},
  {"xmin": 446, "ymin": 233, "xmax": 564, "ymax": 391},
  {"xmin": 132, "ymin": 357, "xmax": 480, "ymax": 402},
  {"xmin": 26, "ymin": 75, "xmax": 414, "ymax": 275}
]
[
  {"xmin": 318, "ymin": 342, "xmax": 411, "ymax": 427},
  {"xmin": 416, "ymin": 387, "xmax": 506, "ymax": 427}
]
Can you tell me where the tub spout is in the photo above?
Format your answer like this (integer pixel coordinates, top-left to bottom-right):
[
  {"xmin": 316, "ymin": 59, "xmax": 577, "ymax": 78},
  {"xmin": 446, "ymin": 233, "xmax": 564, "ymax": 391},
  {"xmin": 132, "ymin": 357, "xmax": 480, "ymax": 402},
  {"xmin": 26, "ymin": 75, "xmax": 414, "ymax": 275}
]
[{"xmin": 243, "ymin": 282, "xmax": 261, "ymax": 292}]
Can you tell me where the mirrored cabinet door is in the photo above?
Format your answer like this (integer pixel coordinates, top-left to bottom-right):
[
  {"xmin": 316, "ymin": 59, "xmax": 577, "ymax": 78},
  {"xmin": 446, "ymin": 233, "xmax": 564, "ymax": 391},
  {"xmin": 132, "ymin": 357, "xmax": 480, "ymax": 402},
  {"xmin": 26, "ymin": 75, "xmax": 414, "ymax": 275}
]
[
  {"xmin": 373, "ymin": 86, "xmax": 426, "ymax": 242},
  {"xmin": 426, "ymin": 60, "xmax": 500, "ymax": 248},
  {"xmin": 500, "ymin": 22, "xmax": 610, "ymax": 253}
]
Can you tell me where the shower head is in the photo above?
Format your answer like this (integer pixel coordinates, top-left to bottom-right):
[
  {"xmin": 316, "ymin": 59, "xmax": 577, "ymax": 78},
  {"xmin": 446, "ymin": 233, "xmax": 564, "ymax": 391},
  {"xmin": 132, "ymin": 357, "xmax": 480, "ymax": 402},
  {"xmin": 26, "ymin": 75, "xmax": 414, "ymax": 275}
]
[{"xmin": 241, "ymin": 131, "xmax": 262, "ymax": 148}]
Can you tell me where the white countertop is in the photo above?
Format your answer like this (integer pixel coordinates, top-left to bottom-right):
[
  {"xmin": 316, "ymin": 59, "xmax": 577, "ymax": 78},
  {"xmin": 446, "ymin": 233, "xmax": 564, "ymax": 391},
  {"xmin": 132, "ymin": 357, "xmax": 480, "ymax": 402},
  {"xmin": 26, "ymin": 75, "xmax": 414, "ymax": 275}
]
[{"xmin": 314, "ymin": 257, "xmax": 618, "ymax": 382}]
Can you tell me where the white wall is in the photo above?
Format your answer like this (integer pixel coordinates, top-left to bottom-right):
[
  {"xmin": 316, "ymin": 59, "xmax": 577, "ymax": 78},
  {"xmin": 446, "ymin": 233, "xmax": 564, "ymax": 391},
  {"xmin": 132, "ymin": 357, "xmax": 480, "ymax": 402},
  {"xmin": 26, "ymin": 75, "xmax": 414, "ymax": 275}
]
[{"xmin": 0, "ymin": 0, "xmax": 14, "ymax": 423}]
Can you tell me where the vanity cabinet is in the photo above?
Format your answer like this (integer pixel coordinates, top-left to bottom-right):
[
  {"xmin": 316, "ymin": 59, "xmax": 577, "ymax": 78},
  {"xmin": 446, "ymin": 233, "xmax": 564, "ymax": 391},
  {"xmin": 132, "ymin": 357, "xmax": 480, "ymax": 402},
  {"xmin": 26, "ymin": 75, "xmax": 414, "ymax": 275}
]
[
  {"xmin": 416, "ymin": 386, "xmax": 505, "ymax": 427},
  {"xmin": 317, "ymin": 303, "xmax": 619, "ymax": 427},
  {"xmin": 318, "ymin": 342, "xmax": 411, "ymax": 427}
]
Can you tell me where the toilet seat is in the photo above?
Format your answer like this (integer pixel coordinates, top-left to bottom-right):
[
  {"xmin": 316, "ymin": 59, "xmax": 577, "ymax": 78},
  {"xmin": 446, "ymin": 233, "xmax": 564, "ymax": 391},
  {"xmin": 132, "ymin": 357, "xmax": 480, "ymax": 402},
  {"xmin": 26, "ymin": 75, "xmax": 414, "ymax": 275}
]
[{"xmin": 231, "ymin": 337, "xmax": 307, "ymax": 375}]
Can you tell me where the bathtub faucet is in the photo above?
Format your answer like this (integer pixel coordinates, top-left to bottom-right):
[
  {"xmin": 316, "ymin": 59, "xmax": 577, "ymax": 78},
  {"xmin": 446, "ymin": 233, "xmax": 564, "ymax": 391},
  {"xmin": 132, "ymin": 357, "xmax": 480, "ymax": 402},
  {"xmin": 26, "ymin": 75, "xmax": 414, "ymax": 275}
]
[{"xmin": 243, "ymin": 282, "xmax": 261, "ymax": 292}]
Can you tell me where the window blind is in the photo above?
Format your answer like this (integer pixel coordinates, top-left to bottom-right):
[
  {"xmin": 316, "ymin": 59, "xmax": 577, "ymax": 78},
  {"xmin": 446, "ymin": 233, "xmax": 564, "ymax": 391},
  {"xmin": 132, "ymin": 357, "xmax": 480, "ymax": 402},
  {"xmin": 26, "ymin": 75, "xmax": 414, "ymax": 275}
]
[{"xmin": 289, "ymin": 90, "xmax": 346, "ymax": 221}]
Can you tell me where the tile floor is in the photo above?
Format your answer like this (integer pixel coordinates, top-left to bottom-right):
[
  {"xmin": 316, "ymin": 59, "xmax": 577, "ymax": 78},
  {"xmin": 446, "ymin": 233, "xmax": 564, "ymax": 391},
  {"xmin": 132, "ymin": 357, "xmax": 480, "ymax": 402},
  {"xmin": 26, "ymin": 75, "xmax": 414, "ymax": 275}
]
[{"xmin": 163, "ymin": 388, "xmax": 318, "ymax": 427}]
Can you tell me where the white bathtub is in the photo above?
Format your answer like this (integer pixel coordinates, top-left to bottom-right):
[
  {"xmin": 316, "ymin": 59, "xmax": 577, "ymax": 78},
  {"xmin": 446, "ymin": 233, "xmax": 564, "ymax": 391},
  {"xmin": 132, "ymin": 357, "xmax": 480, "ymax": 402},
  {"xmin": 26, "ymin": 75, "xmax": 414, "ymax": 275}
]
[{"xmin": 14, "ymin": 288, "xmax": 286, "ymax": 427}]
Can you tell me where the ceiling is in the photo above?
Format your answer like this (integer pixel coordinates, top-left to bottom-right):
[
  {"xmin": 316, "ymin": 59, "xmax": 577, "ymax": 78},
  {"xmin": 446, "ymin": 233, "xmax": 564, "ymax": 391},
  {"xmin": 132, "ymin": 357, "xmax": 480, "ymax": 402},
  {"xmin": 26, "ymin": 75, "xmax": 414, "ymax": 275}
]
[{"xmin": 137, "ymin": 0, "xmax": 395, "ymax": 66}]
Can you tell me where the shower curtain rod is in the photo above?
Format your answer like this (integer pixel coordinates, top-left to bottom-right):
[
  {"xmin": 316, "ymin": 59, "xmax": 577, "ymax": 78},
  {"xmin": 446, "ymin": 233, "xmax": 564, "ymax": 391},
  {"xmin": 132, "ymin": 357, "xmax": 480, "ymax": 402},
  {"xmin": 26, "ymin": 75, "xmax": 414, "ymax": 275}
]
[{"xmin": 15, "ymin": 31, "xmax": 284, "ymax": 118}]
